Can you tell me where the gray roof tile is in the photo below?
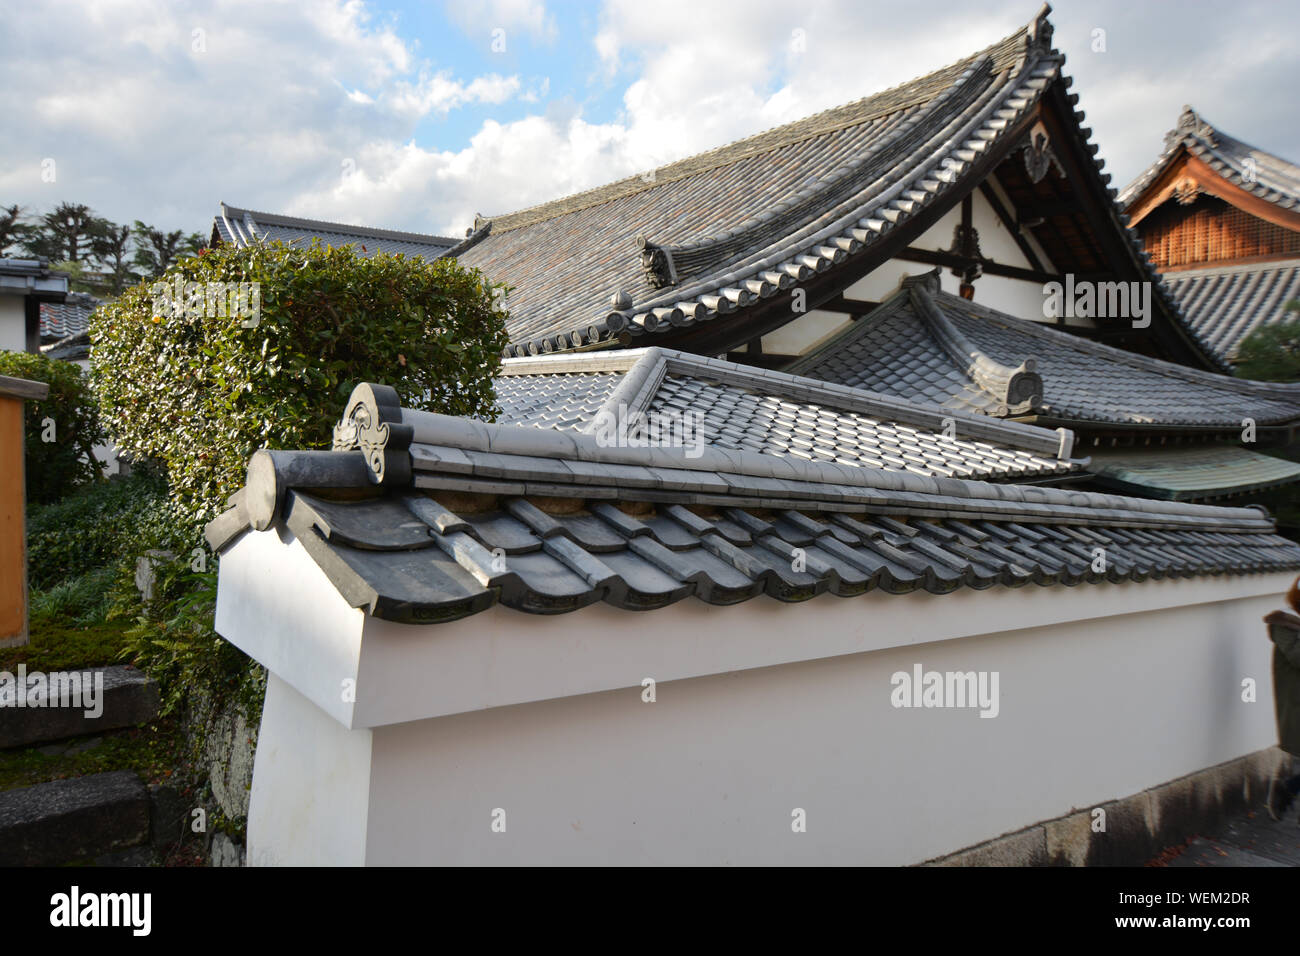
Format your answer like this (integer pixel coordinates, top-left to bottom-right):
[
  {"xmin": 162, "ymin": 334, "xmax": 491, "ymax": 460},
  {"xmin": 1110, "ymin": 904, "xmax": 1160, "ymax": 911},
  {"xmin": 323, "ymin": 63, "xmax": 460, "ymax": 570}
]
[
  {"xmin": 205, "ymin": 385, "xmax": 1300, "ymax": 625},
  {"xmin": 495, "ymin": 346, "xmax": 1082, "ymax": 482},
  {"xmin": 789, "ymin": 275, "xmax": 1300, "ymax": 429},
  {"xmin": 1163, "ymin": 260, "xmax": 1300, "ymax": 363},
  {"xmin": 39, "ymin": 293, "xmax": 99, "ymax": 342},
  {"xmin": 212, "ymin": 202, "xmax": 455, "ymax": 259}
]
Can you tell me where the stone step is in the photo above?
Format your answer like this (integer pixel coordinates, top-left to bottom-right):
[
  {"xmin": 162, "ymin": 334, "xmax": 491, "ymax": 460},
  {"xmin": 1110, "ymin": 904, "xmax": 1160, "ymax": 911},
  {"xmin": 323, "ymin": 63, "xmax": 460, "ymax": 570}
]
[
  {"xmin": 0, "ymin": 665, "xmax": 160, "ymax": 749},
  {"xmin": 0, "ymin": 771, "xmax": 150, "ymax": 866}
]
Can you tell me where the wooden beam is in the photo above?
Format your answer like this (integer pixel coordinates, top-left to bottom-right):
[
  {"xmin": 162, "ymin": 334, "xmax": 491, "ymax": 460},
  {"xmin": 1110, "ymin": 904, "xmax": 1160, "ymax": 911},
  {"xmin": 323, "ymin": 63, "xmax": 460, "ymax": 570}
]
[
  {"xmin": 896, "ymin": 246, "xmax": 1062, "ymax": 285},
  {"xmin": 1041, "ymin": 83, "xmax": 1218, "ymax": 371},
  {"xmin": 1012, "ymin": 197, "xmax": 1084, "ymax": 224},
  {"xmin": 816, "ymin": 294, "xmax": 879, "ymax": 317},
  {"xmin": 724, "ymin": 351, "xmax": 799, "ymax": 370},
  {"xmin": 24, "ymin": 298, "xmax": 40, "ymax": 354}
]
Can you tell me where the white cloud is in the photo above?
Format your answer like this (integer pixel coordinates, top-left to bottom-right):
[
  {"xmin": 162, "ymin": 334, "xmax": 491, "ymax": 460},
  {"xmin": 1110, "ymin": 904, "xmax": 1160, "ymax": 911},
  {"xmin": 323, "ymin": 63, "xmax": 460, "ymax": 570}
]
[
  {"xmin": 389, "ymin": 72, "xmax": 522, "ymax": 117},
  {"xmin": 444, "ymin": 0, "xmax": 558, "ymax": 44},
  {"xmin": 0, "ymin": 0, "xmax": 528, "ymax": 234},
  {"xmin": 3, "ymin": 0, "xmax": 1296, "ymax": 249}
]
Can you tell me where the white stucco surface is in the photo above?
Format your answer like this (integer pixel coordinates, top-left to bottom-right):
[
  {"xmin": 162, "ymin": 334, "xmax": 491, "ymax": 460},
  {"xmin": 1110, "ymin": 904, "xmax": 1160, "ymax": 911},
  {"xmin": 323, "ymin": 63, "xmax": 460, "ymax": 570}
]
[
  {"xmin": 0, "ymin": 297, "xmax": 26, "ymax": 352},
  {"xmin": 759, "ymin": 187, "xmax": 1094, "ymax": 358}
]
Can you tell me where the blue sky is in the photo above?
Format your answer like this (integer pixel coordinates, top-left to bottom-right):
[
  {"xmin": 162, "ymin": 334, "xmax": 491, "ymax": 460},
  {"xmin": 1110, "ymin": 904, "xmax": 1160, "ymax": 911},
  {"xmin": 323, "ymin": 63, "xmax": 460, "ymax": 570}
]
[
  {"xmin": 391, "ymin": 1, "xmax": 622, "ymax": 150},
  {"xmin": 2, "ymin": 0, "xmax": 1297, "ymax": 241}
]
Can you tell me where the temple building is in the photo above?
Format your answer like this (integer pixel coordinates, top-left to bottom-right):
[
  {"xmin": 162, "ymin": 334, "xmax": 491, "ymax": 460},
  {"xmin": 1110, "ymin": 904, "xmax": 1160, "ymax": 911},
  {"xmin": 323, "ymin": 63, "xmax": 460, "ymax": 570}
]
[
  {"xmin": 451, "ymin": 8, "xmax": 1300, "ymax": 506},
  {"xmin": 209, "ymin": 202, "xmax": 456, "ymax": 260},
  {"xmin": 1119, "ymin": 107, "xmax": 1300, "ymax": 367},
  {"xmin": 205, "ymin": 4, "xmax": 1300, "ymax": 867},
  {"xmin": 207, "ymin": 5, "xmax": 1300, "ymax": 506}
]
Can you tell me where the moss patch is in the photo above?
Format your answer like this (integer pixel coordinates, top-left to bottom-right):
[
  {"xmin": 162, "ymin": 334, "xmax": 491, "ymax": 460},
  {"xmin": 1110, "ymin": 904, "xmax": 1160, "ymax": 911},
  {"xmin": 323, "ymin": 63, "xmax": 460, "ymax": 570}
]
[
  {"xmin": 0, "ymin": 617, "xmax": 133, "ymax": 673},
  {"xmin": 0, "ymin": 716, "xmax": 195, "ymax": 793}
]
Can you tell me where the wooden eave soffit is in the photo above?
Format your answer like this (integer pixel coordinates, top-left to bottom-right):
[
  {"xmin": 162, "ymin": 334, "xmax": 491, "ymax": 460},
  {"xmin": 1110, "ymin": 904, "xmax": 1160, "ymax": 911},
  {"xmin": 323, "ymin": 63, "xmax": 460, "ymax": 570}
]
[{"xmin": 1126, "ymin": 150, "xmax": 1300, "ymax": 234}]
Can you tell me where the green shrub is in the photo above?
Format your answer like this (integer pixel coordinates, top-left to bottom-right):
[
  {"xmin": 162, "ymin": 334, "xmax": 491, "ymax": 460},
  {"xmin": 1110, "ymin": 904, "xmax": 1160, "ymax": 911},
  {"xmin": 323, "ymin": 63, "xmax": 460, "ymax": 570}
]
[
  {"xmin": 1235, "ymin": 304, "xmax": 1300, "ymax": 383},
  {"xmin": 88, "ymin": 239, "xmax": 509, "ymax": 729},
  {"xmin": 25, "ymin": 470, "xmax": 170, "ymax": 590},
  {"xmin": 90, "ymin": 239, "xmax": 509, "ymax": 524},
  {"xmin": 29, "ymin": 566, "xmax": 118, "ymax": 626},
  {"xmin": 0, "ymin": 350, "xmax": 105, "ymax": 503}
]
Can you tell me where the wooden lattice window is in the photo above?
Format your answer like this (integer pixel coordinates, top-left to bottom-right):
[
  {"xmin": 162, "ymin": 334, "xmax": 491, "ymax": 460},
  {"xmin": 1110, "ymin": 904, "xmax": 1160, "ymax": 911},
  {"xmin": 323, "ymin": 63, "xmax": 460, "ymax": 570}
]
[{"xmin": 1140, "ymin": 196, "xmax": 1300, "ymax": 268}]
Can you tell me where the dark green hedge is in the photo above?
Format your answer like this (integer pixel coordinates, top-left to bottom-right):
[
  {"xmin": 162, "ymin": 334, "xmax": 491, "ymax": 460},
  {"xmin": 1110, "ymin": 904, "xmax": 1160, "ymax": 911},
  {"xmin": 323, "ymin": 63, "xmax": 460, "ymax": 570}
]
[
  {"xmin": 26, "ymin": 470, "xmax": 170, "ymax": 590},
  {"xmin": 0, "ymin": 350, "xmax": 105, "ymax": 504},
  {"xmin": 1234, "ymin": 305, "xmax": 1300, "ymax": 383},
  {"xmin": 90, "ymin": 239, "xmax": 509, "ymax": 522}
]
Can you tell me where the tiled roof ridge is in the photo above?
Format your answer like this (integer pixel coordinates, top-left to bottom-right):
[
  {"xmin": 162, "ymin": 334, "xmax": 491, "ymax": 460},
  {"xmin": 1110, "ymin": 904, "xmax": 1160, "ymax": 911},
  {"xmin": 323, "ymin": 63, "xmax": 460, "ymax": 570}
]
[
  {"xmin": 1118, "ymin": 106, "xmax": 1300, "ymax": 212},
  {"xmin": 0, "ymin": 257, "xmax": 59, "ymax": 277},
  {"xmin": 483, "ymin": 25, "xmax": 1032, "ymax": 237},
  {"xmin": 501, "ymin": 344, "xmax": 1073, "ymax": 459},
  {"xmin": 204, "ymin": 367, "xmax": 1300, "ymax": 626},
  {"xmin": 932, "ymin": 286, "xmax": 1300, "ymax": 403},
  {"xmin": 217, "ymin": 202, "xmax": 457, "ymax": 247},
  {"xmin": 311, "ymin": 381, "xmax": 1276, "ymax": 534},
  {"xmin": 904, "ymin": 272, "xmax": 1044, "ymax": 415}
]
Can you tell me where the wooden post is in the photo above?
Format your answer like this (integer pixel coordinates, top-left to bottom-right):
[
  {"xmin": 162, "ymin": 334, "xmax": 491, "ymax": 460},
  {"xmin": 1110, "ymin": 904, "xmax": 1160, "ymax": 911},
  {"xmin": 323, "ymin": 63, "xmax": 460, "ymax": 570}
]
[{"xmin": 0, "ymin": 374, "xmax": 49, "ymax": 647}]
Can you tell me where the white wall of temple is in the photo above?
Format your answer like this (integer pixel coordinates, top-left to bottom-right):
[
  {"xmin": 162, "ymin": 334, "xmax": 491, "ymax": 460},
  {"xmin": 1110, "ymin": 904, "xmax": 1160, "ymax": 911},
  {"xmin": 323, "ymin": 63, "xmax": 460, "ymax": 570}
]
[
  {"xmin": 0, "ymin": 296, "xmax": 26, "ymax": 352},
  {"xmin": 219, "ymin": 527, "xmax": 1293, "ymax": 866},
  {"xmin": 760, "ymin": 184, "xmax": 1095, "ymax": 358}
]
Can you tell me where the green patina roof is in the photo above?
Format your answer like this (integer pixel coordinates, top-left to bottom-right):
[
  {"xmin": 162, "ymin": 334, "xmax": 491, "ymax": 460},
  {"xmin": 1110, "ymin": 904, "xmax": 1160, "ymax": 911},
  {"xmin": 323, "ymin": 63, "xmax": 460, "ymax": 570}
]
[{"xmin": 1089, "ymin": 446, "xmax": 1300, "ymax": 501}]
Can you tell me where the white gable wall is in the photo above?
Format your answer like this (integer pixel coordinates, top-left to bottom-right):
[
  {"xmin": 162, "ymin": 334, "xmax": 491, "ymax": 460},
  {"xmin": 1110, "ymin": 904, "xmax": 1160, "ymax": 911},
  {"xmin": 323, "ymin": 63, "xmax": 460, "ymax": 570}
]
[
  {"xmin": 760, "ymin": 185, "xmax": 1091, "ymax": 358},
  {"xmin": 0, "ymin": 296, "xmax": 26, "ymax": 352}
]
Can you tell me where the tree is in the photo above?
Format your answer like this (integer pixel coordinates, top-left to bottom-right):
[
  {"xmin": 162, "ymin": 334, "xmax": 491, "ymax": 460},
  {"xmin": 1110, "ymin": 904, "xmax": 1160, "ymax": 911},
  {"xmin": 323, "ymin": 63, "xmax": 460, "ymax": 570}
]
[
  {"xmin": 24, "ymin": 202, "xmax": 102, "ymax": 263},
  {"xmin": 133, "ymin": 222, "xmax": 205, "ymax": 277},
  {"xmin": 0, "ymin": 204, "xmax": 30, "ymax": 256},
  {"xmin": 0, "ymin": 350, "xmax": 106, "ymax": 504},
  {"xmin": 1235, "ymin": 301, "xmax": 1300, "ymax": 382},
  {"xmin": 92, "ymin": 221, "xmax": 136, "ymax": 295}
]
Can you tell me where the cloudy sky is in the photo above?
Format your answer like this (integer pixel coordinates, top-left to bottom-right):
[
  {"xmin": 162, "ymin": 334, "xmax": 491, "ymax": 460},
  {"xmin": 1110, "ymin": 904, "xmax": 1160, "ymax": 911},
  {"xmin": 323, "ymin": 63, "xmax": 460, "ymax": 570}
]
[{"xmin": 2, "ymin": 0, "xmax": 1296, "ymax": 241}]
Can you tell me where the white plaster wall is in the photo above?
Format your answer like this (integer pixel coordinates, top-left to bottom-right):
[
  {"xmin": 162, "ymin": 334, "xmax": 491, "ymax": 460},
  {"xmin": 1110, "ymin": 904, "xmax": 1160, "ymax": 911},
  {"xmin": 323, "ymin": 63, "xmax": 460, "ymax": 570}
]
[
  {"xmin": 0, "ymin": 296, "xmax": 26, "ymax": 352},
  {"xmin": 759, "ymin": 188, "xmax": 1093, "ymax": 357},
  {"xmin": 214, "ymin": 529, "xmax": 366, "ymax": 729},
  {"xmin": 358, "ymin": 589, "xmax": 1282, "ymax": 865},
  {"xmin": 217, "ymin": 529, "xmax": 1293, "ymax": 865},
  {"xmin": 247, "ymin": 672, "xmax": 373, "ymax": 867}
]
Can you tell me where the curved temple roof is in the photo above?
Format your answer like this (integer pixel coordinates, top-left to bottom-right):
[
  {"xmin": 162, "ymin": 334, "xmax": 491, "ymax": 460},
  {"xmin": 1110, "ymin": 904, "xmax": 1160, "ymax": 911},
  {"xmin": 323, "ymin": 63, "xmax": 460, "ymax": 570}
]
[
  {"xmin": 1120, "ymin": 106, "xmax": 1300, "ymax": 215},
  {"xmin": 453, "ymin": 6, "xmax": 1220, "ymax": 371},
  {"xmin": 1120, "ymin": 107, "xmax": 1300, "ymax": 366},
  {"xmin": 788, "ymin": 271, "xmax": 1300, "ymax": 431},
  {"xmin": 205, "ymin": 383, "xmax": 1300, "ymax": 626}
]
